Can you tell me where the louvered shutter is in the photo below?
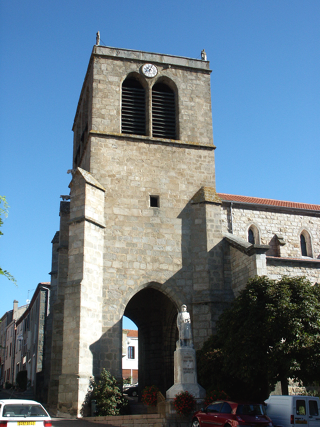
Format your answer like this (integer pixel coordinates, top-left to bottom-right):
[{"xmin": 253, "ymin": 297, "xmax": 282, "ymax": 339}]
[
  {"xmin": 122, "ymin": 78, "xmax": 146, "ymax": 135},
  {"xmin": 152, "ymin": 83, "xmax": 176, "ymax": 139}
]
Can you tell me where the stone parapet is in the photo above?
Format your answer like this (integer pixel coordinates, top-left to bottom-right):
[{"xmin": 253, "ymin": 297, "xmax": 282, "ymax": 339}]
[{"xmin": 93, "ymin": 45, "xmax": 211, "ymax": 72}]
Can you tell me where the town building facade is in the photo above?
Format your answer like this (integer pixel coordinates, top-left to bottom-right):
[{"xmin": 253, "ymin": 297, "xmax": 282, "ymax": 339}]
[
  {"xmin": 0, "ymin": 284, "xmax": 50, "ymax": 399},
  {"xmin": 14, "ymin": 283, "xmax": 51, "ymax": 399},
  {"xmin": 122, "ymin": 329, "xmax": 138, "ymax": 384},
  {"xmin": 2, "ymin": 301, "xmax": 28, "ymax": 387},
  {"xmin": 0, "ymin": 308, "xmax": 13, "ymax": 387},
  {"xmin": 41, "ymin": 44, "xmax": 319, "ymax": 416}
]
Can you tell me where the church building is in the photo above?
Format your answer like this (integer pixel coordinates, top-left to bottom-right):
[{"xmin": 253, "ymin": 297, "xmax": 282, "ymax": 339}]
[{"xmin": 47, "ymin": 44, "xmax": 320, "ymax": 416}]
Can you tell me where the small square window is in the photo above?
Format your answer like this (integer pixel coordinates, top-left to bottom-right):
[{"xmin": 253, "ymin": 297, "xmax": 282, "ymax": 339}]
[{"xmin": 150, "ymin": 195, "xmax": 159, "ymax": 207}]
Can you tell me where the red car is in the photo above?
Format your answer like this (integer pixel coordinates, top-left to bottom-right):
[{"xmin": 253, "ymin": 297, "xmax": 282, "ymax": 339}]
[{"xmin": 191, "ymin": 400, "xmax": 273, "ymax": 427}]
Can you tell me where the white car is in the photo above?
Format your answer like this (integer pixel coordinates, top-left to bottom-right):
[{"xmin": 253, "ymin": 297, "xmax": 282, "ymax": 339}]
[{"xmin": 0, "ymin": 399, "xmax": 52, "ymax": 427}]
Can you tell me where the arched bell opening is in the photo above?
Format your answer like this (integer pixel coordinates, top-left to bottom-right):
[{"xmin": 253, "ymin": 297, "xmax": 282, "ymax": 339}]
[{"xmin": 123, "ymin": 287, "xmax": 178, "ymax": 397}]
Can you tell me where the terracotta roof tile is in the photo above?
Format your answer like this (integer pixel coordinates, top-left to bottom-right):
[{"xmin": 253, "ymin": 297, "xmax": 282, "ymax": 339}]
[
  {"xmin": 217, "ymin": 193, "xmax": 320, "ymax": 211},
  {"xmin": 124, "ymin": 329, "xmax": 138, "ymax": 337}
]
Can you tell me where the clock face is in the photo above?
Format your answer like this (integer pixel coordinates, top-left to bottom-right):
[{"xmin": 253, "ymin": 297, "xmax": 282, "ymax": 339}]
[{"xmin": 142, "ymin": 63, "xmax": 158, "ymax": 78}]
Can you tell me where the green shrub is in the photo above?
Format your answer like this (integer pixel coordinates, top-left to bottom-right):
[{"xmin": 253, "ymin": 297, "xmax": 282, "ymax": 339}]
[{"xmin": 91, "ymin": 369, "xmax": 128, "ymax": 416}]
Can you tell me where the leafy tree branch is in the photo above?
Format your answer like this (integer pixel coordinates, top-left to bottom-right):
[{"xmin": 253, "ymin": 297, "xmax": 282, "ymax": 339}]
[{"xmin": 0, "ymin": 196, "xmax": 17, "ymax": 285}]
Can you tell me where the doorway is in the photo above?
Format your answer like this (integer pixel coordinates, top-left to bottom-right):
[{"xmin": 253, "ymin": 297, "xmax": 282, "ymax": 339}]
[{"xmin": 123, "ymin": 287, "xmax": 178, "ymax": 396}]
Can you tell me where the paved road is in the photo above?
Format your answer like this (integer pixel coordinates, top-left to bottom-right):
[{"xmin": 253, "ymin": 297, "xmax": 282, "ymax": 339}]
[
  {"xmin": 0, "ymin": 390, "xmax": 137, "ymax": 427},
  {"xmin": 52, "ymin": 419, "xmax": 110, "ymax": 427}
]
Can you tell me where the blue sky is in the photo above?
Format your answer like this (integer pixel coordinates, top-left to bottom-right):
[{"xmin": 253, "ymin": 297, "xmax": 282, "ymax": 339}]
[{"xmin": 1, "ymin": 0, "xmax": 319, "ymax": 329}]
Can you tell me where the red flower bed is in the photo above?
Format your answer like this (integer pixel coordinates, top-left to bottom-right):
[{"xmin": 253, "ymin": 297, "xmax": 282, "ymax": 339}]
[
  {"xmin": 141, "ymin": 385, "xmax": 159, "ymax": 406},
  {"xmin": 173, "ymin": 391, "xmax": 196, "ymax": 415}
]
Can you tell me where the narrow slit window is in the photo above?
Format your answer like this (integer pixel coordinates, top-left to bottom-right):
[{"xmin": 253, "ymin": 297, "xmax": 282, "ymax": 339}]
[
  {"xmin": 300, "ymin": 234, "xmax": 307, "ymax": 256},
  {"xmin": 248, "ymin": 228, "xmax": 255, "ymax": 244},
  {"xmin": 122, "ymin": 78, "xmax": 146, "ymax": 136},
  {"xmin": 150, "ymin": 196, "xmax": 159, "ymax": 207}
]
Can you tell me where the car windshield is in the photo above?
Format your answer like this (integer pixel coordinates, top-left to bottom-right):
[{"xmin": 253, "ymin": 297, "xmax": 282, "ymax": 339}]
[
  {"xmin": 236, "ymin": 404, "xmax": 265, "ymax": 416},
  {"xmin": 3, "ymin": 404, "xmax": 48, "ymax": 417}
]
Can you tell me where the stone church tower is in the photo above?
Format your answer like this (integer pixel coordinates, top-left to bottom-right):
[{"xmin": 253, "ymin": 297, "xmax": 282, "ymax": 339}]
[
  {"xmin": 48, "ymin": 45, "xmax": 230, "ymax": 416},
  {"xmin": 47, "ymin": 44, "xmax": 320, "ymax": 416}
]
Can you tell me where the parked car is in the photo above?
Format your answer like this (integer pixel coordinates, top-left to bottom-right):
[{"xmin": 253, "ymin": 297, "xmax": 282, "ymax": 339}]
[
  {"xmin": 124, "ymin": 384, "xmax": 138, "ymax": 397},
  {"xmin": 0, "ymin": 399, "xmax": 52, "ymax": 427},
  {"xmin": 191, "ymin": 400, "xmax": 273, "ymax": 427},
  {"xmin": 265, "ymin": 395, "xmax": 320, "ymax": 427}
]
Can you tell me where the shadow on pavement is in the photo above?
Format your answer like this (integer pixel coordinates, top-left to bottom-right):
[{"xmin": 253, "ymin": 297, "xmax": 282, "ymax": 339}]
[{"xmin": 52, "ymin": 420, "xmax": 120, "ymax": 427}]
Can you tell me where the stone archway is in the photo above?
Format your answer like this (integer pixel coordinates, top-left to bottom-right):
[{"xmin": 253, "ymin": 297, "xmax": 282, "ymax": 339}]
[{"xmin": 124, "ymin": 287, "xmax": 178, "ymax": 396}]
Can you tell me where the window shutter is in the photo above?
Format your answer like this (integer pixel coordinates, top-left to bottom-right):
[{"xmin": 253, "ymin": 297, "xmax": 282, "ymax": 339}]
[
  {"xmin": 122, "ymin": 78, "xmax": 146, "ymax": 135},
  {"xmin": 152, "ymin": 83, "xmax": 176, "ymax": 139}
]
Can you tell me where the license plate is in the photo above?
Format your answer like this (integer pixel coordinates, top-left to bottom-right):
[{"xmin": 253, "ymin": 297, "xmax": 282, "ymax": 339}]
[{"xmin": 18, "ymin": 423, "xmax": 36, "ymax": 425}]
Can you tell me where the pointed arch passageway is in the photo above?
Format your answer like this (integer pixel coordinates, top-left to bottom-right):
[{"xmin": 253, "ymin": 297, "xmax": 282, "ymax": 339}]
[{"xmin": 124, "ymin": 287, "xmax": 178, "ymax": 396}]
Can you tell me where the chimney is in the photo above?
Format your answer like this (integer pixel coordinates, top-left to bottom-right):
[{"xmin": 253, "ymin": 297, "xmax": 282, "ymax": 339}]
[
  {"xmin": 13, "ymin": 299, "xmax": 18, "ymax": 313},
  {"xmin": 13, "ymin": 300, "xmax": 18, "ymax": 317}
]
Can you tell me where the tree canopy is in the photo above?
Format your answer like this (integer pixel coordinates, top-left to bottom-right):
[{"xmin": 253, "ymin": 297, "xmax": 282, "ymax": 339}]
[
  {"xmin": 197, "ymin": 276, "xmax": 320, "ymax": 401},
  {"xmin": 0, "ymin": 196, "xmax": 16, "ymax": 284}
]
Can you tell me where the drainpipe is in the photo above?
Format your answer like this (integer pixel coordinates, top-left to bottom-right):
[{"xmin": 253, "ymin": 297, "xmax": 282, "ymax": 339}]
[
  {"xmin": 12, "ymin": 321, "xmax": 17, "ymax": 386},
  {"xmin": 230, "ymin": 202, "xmax": 234, "ymax": 234}
]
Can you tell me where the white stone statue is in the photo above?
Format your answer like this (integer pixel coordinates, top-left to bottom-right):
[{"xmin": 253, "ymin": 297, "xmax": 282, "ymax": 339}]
[
  {"xmin": 167, "ymin": 303, "xmax": 205, "ymax": 399},
  {"xmin": 201, "ymin": 49, "xmax": 207, "ymax": 61},
  {"xmin": 96, "ymin": 31, "xmax": 100, "ymax": 46},
  {"xmin": 177, "ymin": 304, "xmax": 193, "ymax": 348}
]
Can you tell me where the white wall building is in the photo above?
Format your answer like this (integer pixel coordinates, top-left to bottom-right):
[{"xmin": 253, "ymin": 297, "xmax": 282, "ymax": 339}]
[{"xmin": 122, "ymin": 329, "xmax": 138, "ymax": 384}]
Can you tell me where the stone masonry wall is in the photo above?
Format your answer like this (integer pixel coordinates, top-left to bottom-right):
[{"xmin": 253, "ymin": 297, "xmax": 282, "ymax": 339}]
[
  {"xmin": 56, "ymin": 47, "xmax": 227, "ymax": 415},
  {"xmin": 58, "ymin": 172, "xmax": 105, "ymax": 416},
  {"xmin": 220, "ymin": 204, "xmax": 320, "ymax": 285},
  {"xmin": 82, "ymin": 47, "xmax": 219, "ymax": 378},
  {"xmin": 88, "ymin": 135, "xmax": 217, "ymax": 361},
  {"xmin": 47, "ymin": 202, "xmax": 69, "ymax": 410},
  {"xmin": 221, "ymin": 205, "xmax": 320, "ymax": 260},
  {"xmin": 229, "ymin": 247, "xmax": 268, "ymax": 296},
  {"xmin": 267, "ymin": 260, "xmax": 320, "ymax": 283},
  {"xmin": 91, "ymin": 46, "xmax": 213, "ymax": 145}
]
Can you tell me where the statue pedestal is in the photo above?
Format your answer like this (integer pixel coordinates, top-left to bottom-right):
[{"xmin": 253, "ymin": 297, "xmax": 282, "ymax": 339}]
[{"xmin": 166, "ymin": 346, "xmax": 205, "ymax": 399}]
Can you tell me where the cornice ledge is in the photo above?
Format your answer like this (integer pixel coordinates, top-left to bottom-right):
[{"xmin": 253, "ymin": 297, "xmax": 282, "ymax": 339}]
[
  {"xmin": 89, "ymin": 130, "xmax": 215, "ymax": 150},
  {"xmin": 223, "ymin": 232, "xmax": 270, "ymax": 255},
  {"xmin": 267, "ymin": 256, "xmax": 320, "ymax": 266},
  {"xmin": 69, "ymin": 215, "xmax": 106, "ymax": 229}
]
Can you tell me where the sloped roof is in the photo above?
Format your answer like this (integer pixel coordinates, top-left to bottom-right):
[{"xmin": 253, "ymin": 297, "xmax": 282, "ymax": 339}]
[
  {"xmin": 217, "ymin": 193, "xmax": 320, "ymax": 212},
  {"xmin": 124, "ymin": 329, "xmax": 138, "ymax": 338}
]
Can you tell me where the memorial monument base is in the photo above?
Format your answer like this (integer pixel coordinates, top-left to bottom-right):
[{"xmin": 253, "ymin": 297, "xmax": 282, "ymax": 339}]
[{"xmin": 166, "ymin": 346, "xmax": 205, "ymax": 399}]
